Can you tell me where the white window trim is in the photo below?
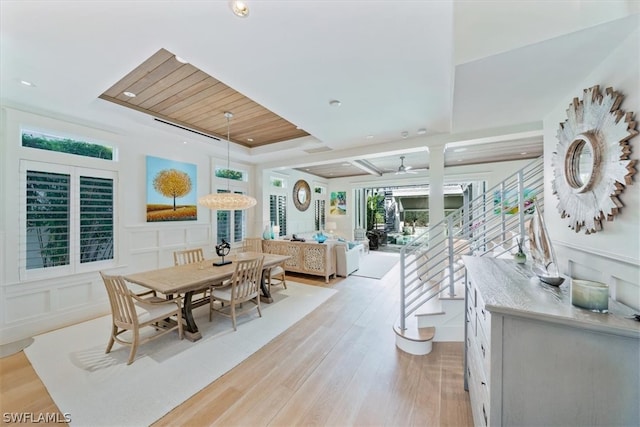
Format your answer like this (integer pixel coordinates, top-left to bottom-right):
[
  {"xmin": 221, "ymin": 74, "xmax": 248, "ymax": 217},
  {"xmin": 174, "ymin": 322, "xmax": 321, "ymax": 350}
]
[{"xmin": 19, "ymin": 160, "xmax": 118, "ymax": 281}]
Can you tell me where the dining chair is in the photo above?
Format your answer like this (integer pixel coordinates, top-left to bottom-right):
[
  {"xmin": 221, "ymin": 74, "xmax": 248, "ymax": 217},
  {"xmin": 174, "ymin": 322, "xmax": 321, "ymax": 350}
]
[
  {"xmin": 173, "ymin": 248, "xmax": 205, "ymax": 266},
  {"xmin": 242, "ymin": 237, "xmax": 263, "ymax": 253},
  {"xmin": 209, "ymin": 255, "xmax": 264, "ymax": 331},
  {"xmin": 173, "ymin": 248, "xmax": 212, "ymax": 301},
  {"xmin": 242, "ymin": 237, "xmax": 286, "ymax": 291},
  {"xmin": 100, "ymin": 272, "xmax": 183, "ymax": 365}
]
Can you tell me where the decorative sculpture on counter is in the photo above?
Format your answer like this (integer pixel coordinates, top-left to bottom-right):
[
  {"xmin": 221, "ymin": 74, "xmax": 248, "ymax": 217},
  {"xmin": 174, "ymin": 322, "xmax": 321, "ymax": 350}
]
[
  {"xmin": 213, "ymin": 239, "xmax": 231, "ymax": 266},
  {"xmin": 528, "ymin": 198, "xmax": 564, "ymax": 286}
]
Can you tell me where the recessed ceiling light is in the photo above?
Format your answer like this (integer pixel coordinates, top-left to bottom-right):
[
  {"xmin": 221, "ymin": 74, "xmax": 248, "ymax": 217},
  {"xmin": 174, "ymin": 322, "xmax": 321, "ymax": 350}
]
[
  {"xmin": 230, "ymin": 1, "xmax": 249, "ymax": 18},
  {"xmin": 457, "ymin": 159, "xmax": 462, "ymax": 162},
  {"xmin": 175, "ymin": 56, "xmax": 188, "ymax": 64},
  {"xmin": 183, "ymin": 141, "xmax": 188, "ymax": 145},
  {"xmin": 365, "ymin": 135, "xmax": 374, "ymax": 140},
  {"xmin": 123, "ymin": 91, "xmax": 136, "ymax": 98},
  {"xmin": 453, "ymin": 148, "xmax": 467, "ymax": 153},
  {"xmin": 341, "ymin": 163, "xmax": 351, "ymax": 167},
  {"xmin": 417, "ymin": 128, "xmax": 427, "ymax": 135},
  {"xmin": 20, "ymin": 80, "xmax": 35, "ymax": 87},
  {"xmin": 329, "ymin": 99, "xmax": 341, "ymax": 107},
  {"xmin": 247, "ymin": 138, "xmax": 254, "ymax": 142}
]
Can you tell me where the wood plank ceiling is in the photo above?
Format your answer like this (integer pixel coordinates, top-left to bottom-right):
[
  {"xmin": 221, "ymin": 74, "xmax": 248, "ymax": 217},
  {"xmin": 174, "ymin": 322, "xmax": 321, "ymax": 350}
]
[{"xmin": 99, "ymin": 48, "xmax": 309, "ymax": 148}]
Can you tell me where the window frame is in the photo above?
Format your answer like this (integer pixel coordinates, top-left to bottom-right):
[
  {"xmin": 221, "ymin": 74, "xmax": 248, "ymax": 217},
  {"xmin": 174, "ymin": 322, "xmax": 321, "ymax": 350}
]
[{"xmin": 19, "ymin": 160, "xmax": 118, "ymax": 281}]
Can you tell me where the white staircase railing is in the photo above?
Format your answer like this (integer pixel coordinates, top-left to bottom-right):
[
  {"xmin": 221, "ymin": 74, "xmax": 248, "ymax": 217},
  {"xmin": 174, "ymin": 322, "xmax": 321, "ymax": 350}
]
[{"xmin": 398, "ymin": 156, "xmax": 544, "ymax": 332}]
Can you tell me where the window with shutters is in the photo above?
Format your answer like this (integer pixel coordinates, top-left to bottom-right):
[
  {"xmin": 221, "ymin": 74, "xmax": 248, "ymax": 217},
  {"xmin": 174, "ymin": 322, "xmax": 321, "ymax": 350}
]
[
  {"xmin": 269, "ymin": 195, "xmax": 287, "ymax": 237},
  {"xmin": 21, "ymin": 161, "xmax": 116, "ymax": 279},
  {"xmin": 314, "ymin": 199, "xmax": 326, "ymax": 231},
  {"xmin": 216, "ymin": 189, "xmax": 247, "ymax": 244}
]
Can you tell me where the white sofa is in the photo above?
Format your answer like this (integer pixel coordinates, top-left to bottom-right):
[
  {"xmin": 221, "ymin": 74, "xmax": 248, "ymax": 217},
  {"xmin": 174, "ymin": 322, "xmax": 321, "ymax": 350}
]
[{"xmin": 335, "ymin": 242, "xmax": 361, "ymax": 277}]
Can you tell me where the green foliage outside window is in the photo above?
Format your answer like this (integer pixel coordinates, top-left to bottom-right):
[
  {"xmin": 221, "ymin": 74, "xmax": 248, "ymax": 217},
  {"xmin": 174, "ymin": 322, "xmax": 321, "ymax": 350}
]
[
  {"xmin": 22, "ymin": 131, "xmax": 113, "ymax": 160},
  {"xmin": 215, "ymin": 168, "xmax": 244, "ymax": 181},
  {"xmin": 271, "ymin": 178, "xmax": 283, "ymax": 187}
]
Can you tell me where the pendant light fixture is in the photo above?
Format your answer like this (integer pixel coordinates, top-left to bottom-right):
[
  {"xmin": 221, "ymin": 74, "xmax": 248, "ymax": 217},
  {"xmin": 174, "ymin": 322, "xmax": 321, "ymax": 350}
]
[{"xmin": 198, "ymin": 112, "xmax": 257, "ymax": 210}]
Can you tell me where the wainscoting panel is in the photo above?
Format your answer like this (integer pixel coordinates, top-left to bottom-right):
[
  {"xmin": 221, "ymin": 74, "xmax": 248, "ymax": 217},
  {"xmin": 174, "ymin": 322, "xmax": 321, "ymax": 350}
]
[
  {"xmin": 4, "ymin": 290, "xmax": 50, "ymax": 322},
  {"xmin": 0, "ymin": 224, "xmax": 213, "ymax": 345},
  {"xmin": 160, "ymin": 228, "xmax": 188, "ymax": 247},
  {"xmin": 130, "ymin": 229, "xmax": 158, "ymax": 251},
  {"xmin": 613, "ymin": 276, "xmax": 639, "ymax": 310},
  {"xmin": 186, "ymin": 225, "xmax": 211, "ymax": 246},
  {"xmin": 556, "ymin": 241, "xmax": 640, "ymax": 310},
  {"xmin": 57, "ymin": 281, "xmax": 95, "ymax": 311}
]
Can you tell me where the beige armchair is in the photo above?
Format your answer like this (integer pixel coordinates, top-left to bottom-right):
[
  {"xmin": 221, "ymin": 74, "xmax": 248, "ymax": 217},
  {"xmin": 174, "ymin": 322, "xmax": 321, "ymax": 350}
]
[
  {"xmin": 100, "ymin": 272, "xmax": 183, "ymax": 365},
  {"xmin": 335, "ymin": 242, "xmax": 361, "ymax": 277},
  {"xmin": 354, "ymin": 228, "xmax": 370, "ymax": 253}
]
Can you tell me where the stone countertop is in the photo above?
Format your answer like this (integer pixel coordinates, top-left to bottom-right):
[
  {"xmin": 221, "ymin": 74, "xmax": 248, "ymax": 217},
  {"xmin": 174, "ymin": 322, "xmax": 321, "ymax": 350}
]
[{"xmin": 462, "ymin": 256, "xmax": 640, "ymax": 339}]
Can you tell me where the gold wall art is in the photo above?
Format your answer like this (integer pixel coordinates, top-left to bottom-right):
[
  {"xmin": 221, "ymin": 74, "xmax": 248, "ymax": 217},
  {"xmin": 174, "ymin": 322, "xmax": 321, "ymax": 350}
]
[{"xmin": 552, "ymin": 85, "xmax": 638, "ymax": 234}]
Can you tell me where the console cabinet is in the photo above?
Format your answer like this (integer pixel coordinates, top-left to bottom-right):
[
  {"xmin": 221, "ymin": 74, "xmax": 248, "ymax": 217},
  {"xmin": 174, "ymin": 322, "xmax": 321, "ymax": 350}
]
[
  {"xmin": 262, "ymin": 240, "xmax": 336, "ymax": 283},
  {"xmin": 463, "ymin": 256, "xmax": 639, "ymax": 427}
]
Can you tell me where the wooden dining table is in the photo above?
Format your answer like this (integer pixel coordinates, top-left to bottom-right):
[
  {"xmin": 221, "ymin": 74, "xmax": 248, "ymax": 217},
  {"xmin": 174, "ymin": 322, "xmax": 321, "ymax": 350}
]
[{"xmin": 124, "ymin": 252, "xmax": 290, "ymax": 341}]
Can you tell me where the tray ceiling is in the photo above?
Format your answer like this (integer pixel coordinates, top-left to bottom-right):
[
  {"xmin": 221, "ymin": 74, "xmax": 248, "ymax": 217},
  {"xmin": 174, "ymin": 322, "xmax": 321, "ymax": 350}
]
[{"xmin": 99, "ymin": 48, "xmax": 309, "ymax": 148}]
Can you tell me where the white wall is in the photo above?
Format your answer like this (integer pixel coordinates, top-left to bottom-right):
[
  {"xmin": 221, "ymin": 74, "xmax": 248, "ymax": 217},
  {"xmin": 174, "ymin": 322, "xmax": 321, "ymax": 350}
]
[
  {"xmin": 0, "ymin": 107, "xmax": 256, "ymax": 344},
  {"xmin": 543, "ymin": 27, "xmax": 640, "ymax": 310},
  {"xmin": 257, "ymin": 167, "xmax": 328, "ymax": 236}
]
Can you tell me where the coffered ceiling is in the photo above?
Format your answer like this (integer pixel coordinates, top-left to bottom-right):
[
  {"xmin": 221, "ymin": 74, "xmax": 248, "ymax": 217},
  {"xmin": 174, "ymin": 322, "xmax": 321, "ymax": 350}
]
[{"xmin": 1, "ymin": 1, "xmax": 637, "ymax": 178}]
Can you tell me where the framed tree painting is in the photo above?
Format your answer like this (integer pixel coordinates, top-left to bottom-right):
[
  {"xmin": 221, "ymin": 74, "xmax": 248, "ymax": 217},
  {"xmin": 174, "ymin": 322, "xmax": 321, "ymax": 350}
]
[
  {"xmin": 146, "ymin": 156, "xmax": 197, "ymax": 222},
  {"xmin": 330, "ymin": 191, "xmax": 347, "ymax": 215}
]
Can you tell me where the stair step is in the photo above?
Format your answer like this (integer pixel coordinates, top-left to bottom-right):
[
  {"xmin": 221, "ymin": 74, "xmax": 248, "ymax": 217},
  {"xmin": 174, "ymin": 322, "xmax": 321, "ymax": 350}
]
[{"xmin": 393, "ymin": 317, "xmax": 435, "ymax": 342}]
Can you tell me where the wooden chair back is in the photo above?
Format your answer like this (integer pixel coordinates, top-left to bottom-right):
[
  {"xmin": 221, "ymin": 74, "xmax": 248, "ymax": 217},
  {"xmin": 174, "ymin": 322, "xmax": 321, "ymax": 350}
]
[
  {"xmin": 242, "ymin": 238, "xmax": 263, "ymax": 253},
  {"xmin": 173, "ymin": 248, "xmax": 205, "ymax": 266},
  {"xmin": 101, "ymin": 272, "xmax": 138, "ymax": 328},
  {"xmin": 231, "ymin": 256, "xmax": 264, "ymax": 301}
]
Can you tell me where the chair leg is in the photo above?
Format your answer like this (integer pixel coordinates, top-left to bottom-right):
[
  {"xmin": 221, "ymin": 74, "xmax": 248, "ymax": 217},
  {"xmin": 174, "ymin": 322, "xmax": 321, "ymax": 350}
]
[
  {"xmin": 127, "ymin": 329, "xmax": 139, "ymax": 365},
  {"xmin": 282, "ymin": 274, "xmax": 287, "ymax": 289},
  {"xmin": 231, "ymin": 303, "xmax": 237, "ymax": 331},
  {"xmin": 105, "ymin": 324, "xmax": 117, "ymax": 354},
  {"xmin": 256, "ymin": 296, "xmax": 262, "ymax": 317},
  {"xmin": 209, "ymin": 290, "xmax": 214, "ymax": 322}
]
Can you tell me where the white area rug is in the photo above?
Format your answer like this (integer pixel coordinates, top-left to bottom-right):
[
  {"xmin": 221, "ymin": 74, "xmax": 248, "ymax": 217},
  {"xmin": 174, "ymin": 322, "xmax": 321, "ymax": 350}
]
[
  {"xmin": 24, "ymin": 282, "xmax": 336, "ymax": 427},
  {"xmin": 351, "ymin": 252, "xmax": 400, "ymax": 279}
]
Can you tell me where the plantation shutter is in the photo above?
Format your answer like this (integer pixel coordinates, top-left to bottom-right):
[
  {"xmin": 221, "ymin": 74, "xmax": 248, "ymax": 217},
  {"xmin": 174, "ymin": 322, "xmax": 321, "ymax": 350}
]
[
  {"xmin": 269, "ymin": 195, "xmax": 287, "ymax": 236},
  {"xmin": 314, "ymin": 199, "xmax": 325, "ymax": 231},
  {"xmin": 25, "ymin": 171, "xmax": 70, "ymax": 269},
  {"xmin": 216, "ymin": 189, "xmax": 231, "ymax": 243},
  {"xmin": 233, "ymin": 191, "xmax": 246, "ymax": 242},
  {"xmin": 79, "ymin": 176, "xmax": 114, "ymax": 263}
]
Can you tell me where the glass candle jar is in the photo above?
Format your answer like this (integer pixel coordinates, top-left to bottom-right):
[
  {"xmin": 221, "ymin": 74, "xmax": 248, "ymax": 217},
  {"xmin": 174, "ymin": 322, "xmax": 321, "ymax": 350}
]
[{"xmin": 571, "ymin": 279, "xmax": 609, "ymax": 313}]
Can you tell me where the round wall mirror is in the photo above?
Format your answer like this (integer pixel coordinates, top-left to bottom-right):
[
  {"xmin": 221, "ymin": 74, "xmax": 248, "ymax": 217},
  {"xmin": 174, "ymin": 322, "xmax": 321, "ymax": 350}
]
[
  {"xmin": 293, "ymin": 180, "xmax": 311, "ymax": 211},
  {"xmin": 564, "ymin": 133, "xmax": 598, "ymax": 193},
  {"xmin": 552, "ymin": 85, "xmax": 637, "ymax": 234}
]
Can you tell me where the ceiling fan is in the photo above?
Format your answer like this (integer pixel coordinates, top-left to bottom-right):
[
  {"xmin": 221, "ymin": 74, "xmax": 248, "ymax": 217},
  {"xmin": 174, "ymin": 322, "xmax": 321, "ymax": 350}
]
[{"xmin": 396, "ymin": 156, "xmax": 417, "ymax": 175}]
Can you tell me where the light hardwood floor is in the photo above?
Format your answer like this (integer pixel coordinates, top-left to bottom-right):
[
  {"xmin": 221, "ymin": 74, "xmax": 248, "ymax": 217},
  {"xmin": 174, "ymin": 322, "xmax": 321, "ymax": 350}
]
[{"xmin": 0, "ymin": 259, "xmax": 473, "ymax": 426}]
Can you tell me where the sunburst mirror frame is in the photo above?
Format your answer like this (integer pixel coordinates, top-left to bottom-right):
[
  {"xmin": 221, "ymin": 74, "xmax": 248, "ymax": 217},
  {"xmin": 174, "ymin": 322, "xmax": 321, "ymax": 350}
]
[
  {"xmin": 293, "ymin": 179, "xmax": 311, "ymax": 212},
  {"xmin": 552, "ymin": 85, "xmax": 638, "ymax": 234}
]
